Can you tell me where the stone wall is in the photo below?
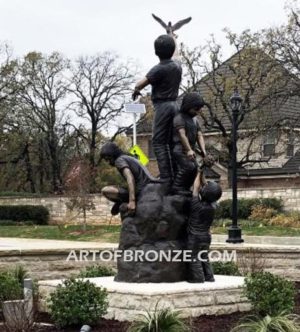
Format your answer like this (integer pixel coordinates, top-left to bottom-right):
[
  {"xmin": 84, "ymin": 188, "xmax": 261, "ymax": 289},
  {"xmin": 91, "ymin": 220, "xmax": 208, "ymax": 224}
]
[
  {"xmin": 1, "ymin": 243, "xmax": 300, "ymax": 281},
  {"xmin": 38, "ymin": 276, "xmax": 250, "ymax": 320},
  {"xmin": 0, "ymin": 186, "xmax": 298, "ymax": 226},
  {"xmin": 0, "ymin": 247, "xmax": 117, "ymax": 280},
  {"xmin": 221, "ymin": 188, "xmax": 300, "ymax": 211},
  {"xmin": 0, "ymin": 194, "xmax": 120, "ymax": 225}
]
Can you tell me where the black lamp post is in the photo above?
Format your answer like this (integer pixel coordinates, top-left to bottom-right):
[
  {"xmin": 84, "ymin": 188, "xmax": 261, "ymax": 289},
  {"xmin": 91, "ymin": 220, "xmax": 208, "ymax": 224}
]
[{"xmin": 226, "ymin": 89, "xmax": 244, "ymax": 243}]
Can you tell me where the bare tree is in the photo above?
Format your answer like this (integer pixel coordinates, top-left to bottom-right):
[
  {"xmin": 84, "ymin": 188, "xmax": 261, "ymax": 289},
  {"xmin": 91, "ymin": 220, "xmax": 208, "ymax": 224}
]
[
  {"xmin": 0, "ymin": 43, "xmax": 18, "ymax": 107},
  {"xmin": 180, "ymin": 29, "xmax": 291, "ymax": 169},
  {"xmin": 16, "ymin": 51, "xmax": 70, "ymax": 192},
  {"xmin": 68, "ymin": 52, "xmax": 135, "ymax": 190},
  {"xmin": 264, "ymin": 3, "xmax": 300, "ymax": 84},
  {"xmin": 263, "ymin": 2, "xmax": 300, "ymax": 132},
  {"xmin": 64, "ymin": 158, "xmax": 95, "ymax": 232}
]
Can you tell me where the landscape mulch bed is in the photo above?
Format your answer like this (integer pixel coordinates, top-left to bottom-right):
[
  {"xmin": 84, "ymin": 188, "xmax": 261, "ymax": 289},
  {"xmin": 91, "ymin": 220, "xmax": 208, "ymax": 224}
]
[{"xmin": 1, "ymin": 282, "xmax": 300, "ymax": 332}]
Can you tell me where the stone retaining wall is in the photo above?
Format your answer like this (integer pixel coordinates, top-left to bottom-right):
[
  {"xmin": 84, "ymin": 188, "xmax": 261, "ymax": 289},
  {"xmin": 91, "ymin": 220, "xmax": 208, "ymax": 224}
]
[
  {"xmin": 0, "ymin": 187, "xmax": 300, "ymax": 225},
  {"xmin": 221, "ymin": 188, "xmax": 300, "ymax": 211},
  {"xmin": 0, "ymin": 249, "xmax": 116, "ymax": 280},
  {"xmin": 0, "ymin": 195, "xmax": 120, "ymax": 225},
  {"xmin": 1, "ymin": 243, "xmax": 300, "ymax": 281},
  {"xmin": 38, "ymin": 276, "xmax": 250, "ymax": 321}
]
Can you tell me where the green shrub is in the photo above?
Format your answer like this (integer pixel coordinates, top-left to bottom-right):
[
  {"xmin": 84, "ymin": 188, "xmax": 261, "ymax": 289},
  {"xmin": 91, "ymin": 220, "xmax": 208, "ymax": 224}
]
[
  {"xmin": 216, "ymin": 198, "xmax": 283, "ymax": 220},
  {"xmin": 12, "ymin": 265, "xmax": 28, "ymax": 286},
  {"xmin": 244, "ymin": 272, "xmax": 295, "ymax": 316},
  {"xmin": 0, "ymin": 220, "xmax": 20, "ymax": 226},
  {"xmin": 128, "ymin": 303, "xmax": 190, "ymax": 332},
  {"xmin": 0, "ymin": 271, "xmax": 23, "ymax": 304},
  {"xmin": 212, "ymin": 261, "xmax": 241, "ymax": 276},
  {"xmin": 49, "ymin": 278, "xmax": 108, "ymax": 328},
  {"xmin": 216, "ymin": 199, "xmax": 255, "ymax": 219},
  {"xmin": 215, "ymin": 199, "xmax": 231, "ymax": 219},
  {"xmin": 0, "ymin": 265, "xmax": 28, "ymax": 305},
  {"xmin": 78, "ymin": 265, "xmax": 116, "ymax": 278},
  {"xmin": 0, "ymin": 205, "xmax": 49, "ymax": 224},
  {"xmin": 231, "ymin": 314, "xmax": 300, "ymax": 332},
  {"xmin": 261, "ymin": 198, "xmax": 283, "ymax": 212}
]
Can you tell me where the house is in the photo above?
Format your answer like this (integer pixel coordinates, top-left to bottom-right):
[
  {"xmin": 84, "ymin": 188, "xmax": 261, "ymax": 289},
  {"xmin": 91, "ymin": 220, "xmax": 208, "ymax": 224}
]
[{"xmin": 128, "ymin": 49, "xmax": 300, "ymax": 189}]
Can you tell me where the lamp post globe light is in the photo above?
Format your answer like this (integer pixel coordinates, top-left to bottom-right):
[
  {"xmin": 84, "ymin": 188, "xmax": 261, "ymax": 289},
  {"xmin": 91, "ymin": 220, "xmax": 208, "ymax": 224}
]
[{"xmin": 226, "ymin": 89, "xmax": 244, "ymax": 243}]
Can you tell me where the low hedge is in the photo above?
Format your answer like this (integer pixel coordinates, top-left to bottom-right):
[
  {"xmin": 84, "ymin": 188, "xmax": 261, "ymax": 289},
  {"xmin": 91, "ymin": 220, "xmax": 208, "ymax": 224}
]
[
  {"xmin": 0, "ymin": 205, "xmax": 49, "ymax": 225},
  {"xmin": 215, "ymin": 198, "xmax": 283, "ymax": 220},
  {"xmin": 211, "ymin": 261, "xmax": 241, "ymax": 276}
]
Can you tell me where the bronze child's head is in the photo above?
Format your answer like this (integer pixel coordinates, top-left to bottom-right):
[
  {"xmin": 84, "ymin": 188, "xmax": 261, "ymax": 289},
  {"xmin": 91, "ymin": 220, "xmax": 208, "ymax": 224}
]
[{"xmin": 154, "ymin": 34, "xmax": 175, "ymax": 60}]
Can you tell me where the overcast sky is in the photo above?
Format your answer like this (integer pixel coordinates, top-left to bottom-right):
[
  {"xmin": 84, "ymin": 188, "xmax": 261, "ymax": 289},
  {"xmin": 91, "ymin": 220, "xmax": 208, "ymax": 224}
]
[{"xmin": 0, "ymin": 0, "xmax": 289, "ymax": 72}]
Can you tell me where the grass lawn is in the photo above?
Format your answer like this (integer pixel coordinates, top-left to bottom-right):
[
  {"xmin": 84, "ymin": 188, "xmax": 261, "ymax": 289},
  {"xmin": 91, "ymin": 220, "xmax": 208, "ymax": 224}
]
[
  {"xmin": 0, "ymin": 220, "xmax": 300, "ymax": 242},
  {"xmin": 0, "ymin": 224, "xmax": 121, "ymax": 242},
  {"xmin": 213, "ymin": 225, "xmax": 300, "ymax": 237},
  {"xmin": 213, "ymin": 218, "xmax": 300, "ymax": 236}
]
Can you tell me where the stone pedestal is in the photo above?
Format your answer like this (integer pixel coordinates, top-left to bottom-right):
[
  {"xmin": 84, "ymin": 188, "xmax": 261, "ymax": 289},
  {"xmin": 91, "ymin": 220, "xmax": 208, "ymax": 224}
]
[
  {"xmin": 38, "ymin": 275, "xmax": 251, "ymax": 322},
  {"xmin": 116, "ymin": 183, "xmax": 190, "ymax": 282}
]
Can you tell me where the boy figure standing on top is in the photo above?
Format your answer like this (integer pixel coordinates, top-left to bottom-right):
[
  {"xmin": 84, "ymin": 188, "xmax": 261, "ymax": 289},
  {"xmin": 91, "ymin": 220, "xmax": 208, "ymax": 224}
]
[{"xmin": 132, "ymin": 33, "xmax": 182, "ymax": 185}]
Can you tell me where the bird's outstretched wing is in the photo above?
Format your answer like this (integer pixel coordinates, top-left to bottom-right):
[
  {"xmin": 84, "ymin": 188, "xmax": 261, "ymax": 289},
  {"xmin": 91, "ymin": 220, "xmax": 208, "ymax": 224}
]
[
  {"xmin": 152, "ymin": 13, "xmax": 167, "ymax": 29},
  {"xmin": 172, "ymin": 17, "xmax": 192, "ymax": 31}
]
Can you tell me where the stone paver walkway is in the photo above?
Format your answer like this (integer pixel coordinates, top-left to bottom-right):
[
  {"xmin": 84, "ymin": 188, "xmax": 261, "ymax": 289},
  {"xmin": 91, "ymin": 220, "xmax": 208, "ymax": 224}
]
[
  {"xmin": 0, "ymin": 237, "xmax": 117, "ymax": 251},
  {"xmin": 1, "ymin": 235, "xmax": 300, "ymax": 252}
]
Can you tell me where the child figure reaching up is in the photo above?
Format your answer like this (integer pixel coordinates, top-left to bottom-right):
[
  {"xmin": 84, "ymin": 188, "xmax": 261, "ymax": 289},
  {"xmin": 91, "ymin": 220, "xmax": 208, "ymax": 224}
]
[{"xmin": 186, "ymin": 167, "xmax": 222, "ymax": 283}]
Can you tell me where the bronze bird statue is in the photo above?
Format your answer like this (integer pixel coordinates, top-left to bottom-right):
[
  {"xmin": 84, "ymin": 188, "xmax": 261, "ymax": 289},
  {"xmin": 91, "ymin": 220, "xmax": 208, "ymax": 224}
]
[{"xmin": 152, "ymin": 13, "xmax": 192, "ymax": 35}]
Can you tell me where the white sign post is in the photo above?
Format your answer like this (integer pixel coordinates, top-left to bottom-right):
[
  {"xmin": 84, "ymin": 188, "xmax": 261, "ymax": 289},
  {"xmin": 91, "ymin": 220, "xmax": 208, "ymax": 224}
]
[{"xmin": 123, "ymin": 103, "xmax": 146, "ymax": 146}]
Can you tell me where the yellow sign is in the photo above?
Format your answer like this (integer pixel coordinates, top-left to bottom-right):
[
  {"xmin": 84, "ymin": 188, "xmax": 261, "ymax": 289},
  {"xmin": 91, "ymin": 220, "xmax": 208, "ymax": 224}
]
[{"xmin": 129, "ymin": 144, "xmax": 149, "ymax": 166}]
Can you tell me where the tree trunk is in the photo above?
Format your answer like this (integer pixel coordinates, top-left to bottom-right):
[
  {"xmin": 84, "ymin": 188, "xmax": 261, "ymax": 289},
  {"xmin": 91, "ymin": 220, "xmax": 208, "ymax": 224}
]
[
  {"xmin": 89, "ymin": 125, "xmax": 97, "ymax": 193},
  {"xmin": 83, "ymin": 207, "xmax": 87, "ymax": 232},
  {"xmin": 48, "ymin": 136, "xmax": 61, "ymax": 193},
  {"xmin": 24, "ymin": 144, "xmax": 36, "ymax": 193}
]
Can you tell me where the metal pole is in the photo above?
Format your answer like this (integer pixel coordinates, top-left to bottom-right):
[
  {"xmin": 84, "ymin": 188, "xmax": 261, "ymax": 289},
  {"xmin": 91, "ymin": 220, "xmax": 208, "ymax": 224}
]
[
  {"xmin": 133, "ymin": 112, "xmax": 137, "ymax": 146},
  {"xmin": 227, "ymin": 93, "xmax": 244, "ymax": 244},
  {"xmin": 232, "ymin": 109, "xmax": 238, "ymax": 228}
]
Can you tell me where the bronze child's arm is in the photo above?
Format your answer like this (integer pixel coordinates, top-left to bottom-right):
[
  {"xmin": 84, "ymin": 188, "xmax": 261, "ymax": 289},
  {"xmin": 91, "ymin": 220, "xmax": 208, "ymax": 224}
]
[
  {"xmin": 196, "ymin": 131, "xmax": 207, "ymax": 158},
  {"xmin": 192, "ymin": 169, "xmax": 207, "ymax": 197},
  {"xmin": 132, "ymin": 78, "xmax": 150, "ymax": 100},
  {"xmin": 122, "ymin": 168, "xmax": 136, "ymax": 213},
  {"xmin": 192, "ymin": 172, "xmax": 201, "ymax": 197},
  {"xmin": 178, "ymin": 128, "xmax": 195, "ymax": 160}
]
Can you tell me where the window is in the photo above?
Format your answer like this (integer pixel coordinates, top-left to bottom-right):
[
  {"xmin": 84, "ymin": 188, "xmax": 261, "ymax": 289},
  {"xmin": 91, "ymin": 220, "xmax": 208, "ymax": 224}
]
[
  {"xmin": 263, "ymin": 130, "xmax": 276, "ymax": 157},
  {"xmin": 148, "ymin": 139, "xmax": 156, "ymax": 159}
]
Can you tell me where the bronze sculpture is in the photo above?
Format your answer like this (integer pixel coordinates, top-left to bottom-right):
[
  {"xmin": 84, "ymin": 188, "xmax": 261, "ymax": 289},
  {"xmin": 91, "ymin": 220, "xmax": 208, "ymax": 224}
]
[
  {"xmin": 172, "ymin": 92, "xmax": 207, "ymax": 195},
  {"xmin": 100, "ymin": 15, "xmax": 223, "ymax": 283},
  {"xmin": 133, "ymin": 34, "xmax": 182, "ymax": 186},
  {"xmin": 187, "ymin": 169, "xmax": 222, "ymax": 283},
  {"xmin": 152, "ymin": 14, "xmax": 192, "ymax": 35},
  {"xmin": 100, "ymin": 142, "xmax": 159, "ymax": 216}
]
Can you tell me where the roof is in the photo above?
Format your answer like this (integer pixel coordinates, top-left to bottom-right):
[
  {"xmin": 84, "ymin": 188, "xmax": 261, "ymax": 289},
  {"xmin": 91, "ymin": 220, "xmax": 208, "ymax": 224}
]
[
  {"xmin": 195, "ymin": 48, "xmax": 300, "ymax": 133},
  {"xmin": 238, "ymin": 168, "xmax": 299, "ymax": 177},
  {"xmin": 282, "ymin": 150, "xmax": 300, "ymax": 173},
  {"xmin": 238, "ymin": 150, "xmax": 300, "ymax": 177},
  {"xmin": 132, "ymin": 48, "xmax": 300, "ymax": 136},
  {"xmin": 128, "ymin": 49, "xmax": 300, "ymax": 180}
]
